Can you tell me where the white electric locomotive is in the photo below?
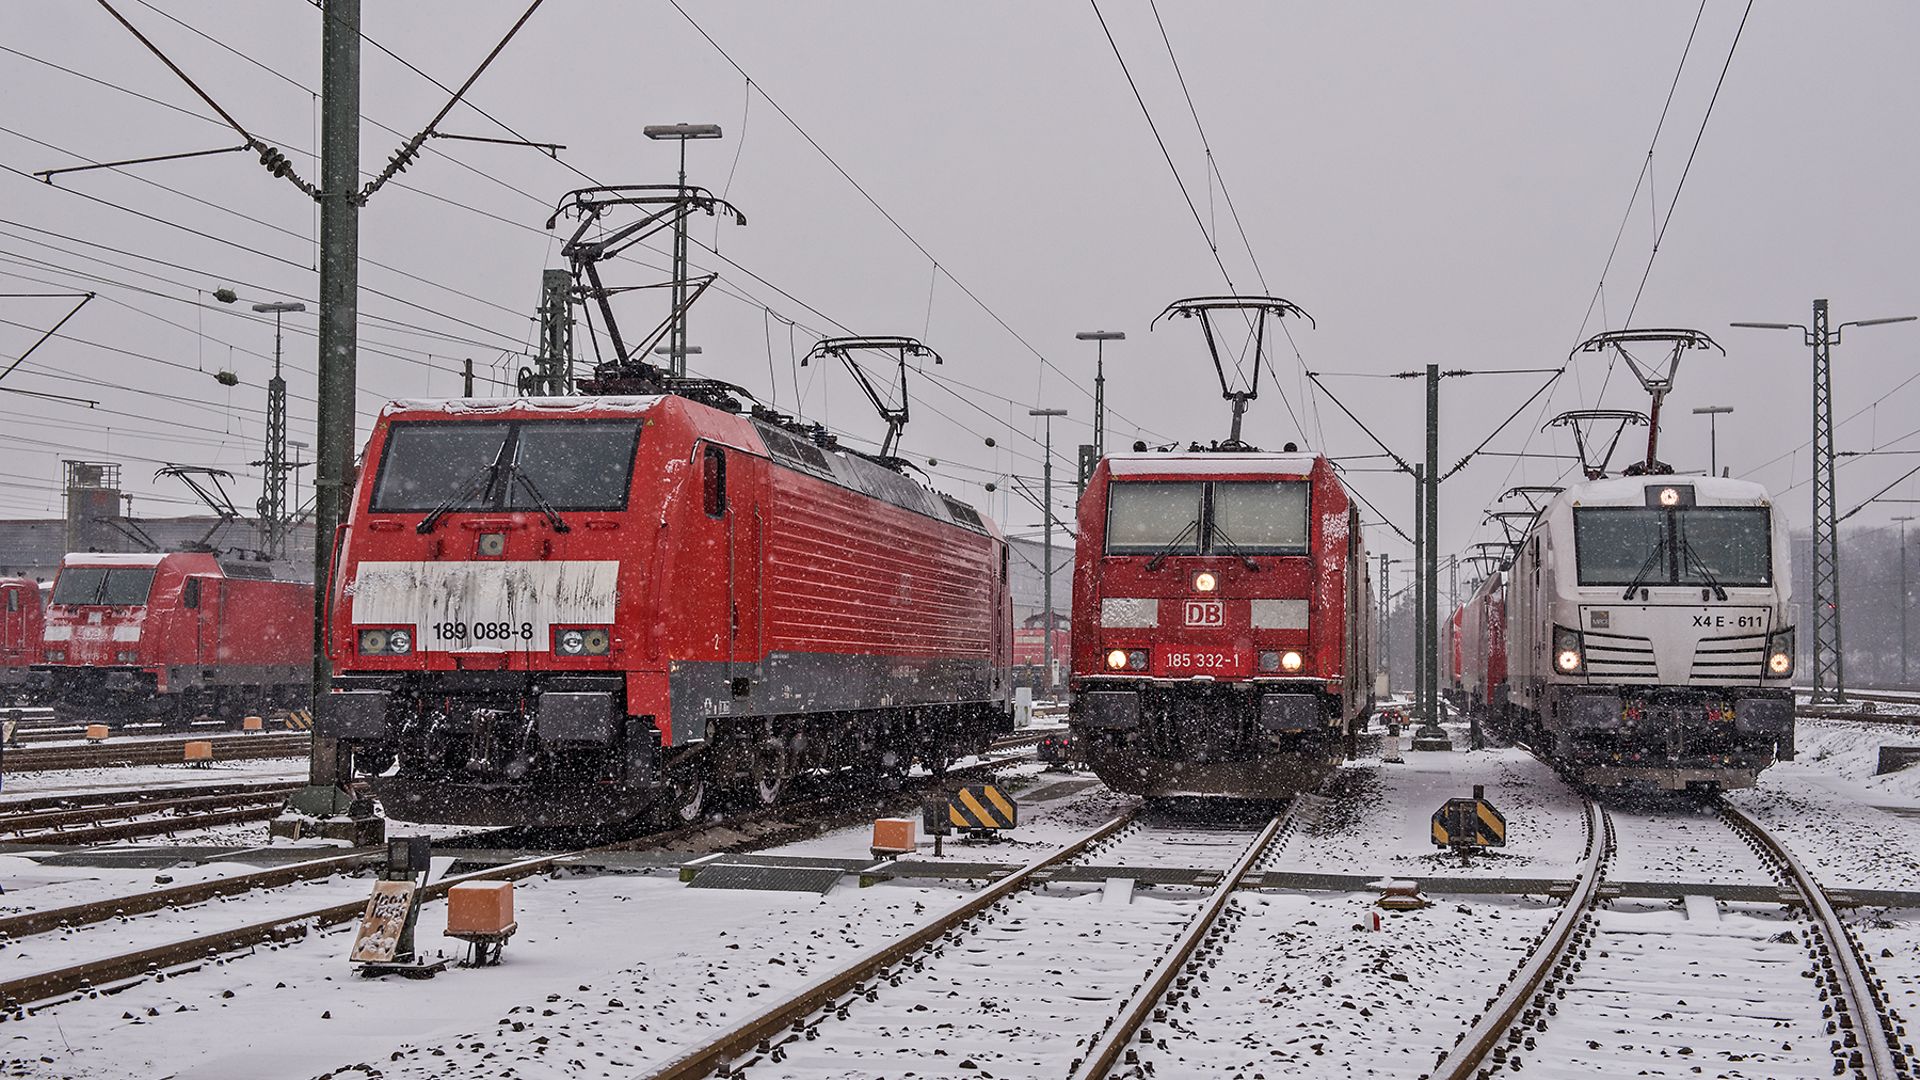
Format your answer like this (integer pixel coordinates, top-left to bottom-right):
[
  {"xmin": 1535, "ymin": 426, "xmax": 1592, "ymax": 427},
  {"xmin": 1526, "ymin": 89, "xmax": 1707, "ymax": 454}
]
[{"xmin": 1504, "ymin": 475, "xmax": 1794, "ymax": 790}]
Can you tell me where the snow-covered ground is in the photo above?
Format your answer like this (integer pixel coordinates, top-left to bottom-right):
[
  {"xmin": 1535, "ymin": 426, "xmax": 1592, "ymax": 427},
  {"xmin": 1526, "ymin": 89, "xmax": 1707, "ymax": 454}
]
[
  {"xmin": 1135, "ymin": 892, "xmax": 1559, "ymax": 1077},
  {"xmin": 1270, "ymin": 738, "xmax": 1593, "ymax": 879},
  {"xmin": 1730, "ymin": 716, "xmax": 1920, "ymax": 889},
  {"xmin": 0, "ymin": 758, "xmax": 308, "ymax": 802}
]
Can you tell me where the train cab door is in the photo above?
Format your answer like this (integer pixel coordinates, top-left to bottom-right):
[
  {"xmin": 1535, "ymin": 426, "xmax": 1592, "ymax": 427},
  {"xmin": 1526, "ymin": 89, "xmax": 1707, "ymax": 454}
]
[
  {"xmin": 183, "ymin": 574, "xmax": 216, "ymax": 665},
  {"xmin": 705, "ymin": 444, "xmax": 765, "ymax": 700},
  {"xmin": 1, "ymin": 583, "xmax": 23, "ymax": 662}
]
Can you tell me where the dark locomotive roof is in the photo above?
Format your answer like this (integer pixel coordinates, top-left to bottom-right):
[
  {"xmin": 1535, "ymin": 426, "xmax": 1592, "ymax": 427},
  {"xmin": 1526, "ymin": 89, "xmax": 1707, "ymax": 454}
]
[{"xmin": 752, "ymin": 419, "xmax": 988, "ymax": 536}]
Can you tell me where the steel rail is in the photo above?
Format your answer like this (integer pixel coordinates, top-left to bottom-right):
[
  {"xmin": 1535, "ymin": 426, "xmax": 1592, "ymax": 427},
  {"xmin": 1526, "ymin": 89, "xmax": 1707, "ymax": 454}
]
[
  {"xmin": 1428, "ymin": 800, "xmax": 1608, "ymax": 1080},
  {"xmin": 0, "ymin": 779, "xmax": 295, "ymax": 817},
  {"xmin": 1721, "ymin": 801, "xmax": 1904, "ymax": 1079},
  {"xmin": 0, "ymin": 845, "xmax": 575, "ymax": 1011},
  {"xmin": 2, "ymin": 733, "xmax": 309, "ymax": 772},
  {"xmin": 10, "ymin": 801, "xmax": 286, "ymax": 846},
  {"xmin": 1, "ymin": 787, "xmax": 293, "ymax": 835},
  {"xmin": 1070, "ymin": 810, "xmax": 1288, "ymax": 1079},
  {"xmin": 0, "ymin": 850, "xmax": 376, "ymax": 941},
  {"xmin": 641, "ymin": 811, "xmax": 1139, "ymax": 1080}
]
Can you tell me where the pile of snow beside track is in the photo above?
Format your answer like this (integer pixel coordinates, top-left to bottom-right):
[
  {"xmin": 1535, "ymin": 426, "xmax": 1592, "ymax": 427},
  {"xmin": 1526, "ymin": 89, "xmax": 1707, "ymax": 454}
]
[{"xmin": 1788, "ymin": 715, "xmax": 1920, "ymax": 801}]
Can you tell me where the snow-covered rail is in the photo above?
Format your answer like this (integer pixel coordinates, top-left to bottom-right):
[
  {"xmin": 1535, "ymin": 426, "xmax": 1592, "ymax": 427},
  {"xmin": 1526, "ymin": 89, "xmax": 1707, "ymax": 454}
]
[
  {"xmin": 1430, "ymin": 799, "xmax": 1912, "ymax": 1080},
  {"xmin": 643, "ymin": 811, "xmax": 1292, "ymax": 1079}
]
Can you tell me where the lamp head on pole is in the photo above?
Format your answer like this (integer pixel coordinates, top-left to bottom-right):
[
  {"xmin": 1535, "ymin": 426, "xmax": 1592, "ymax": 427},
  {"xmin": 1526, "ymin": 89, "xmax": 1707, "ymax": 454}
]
[
  {"xmin": 1075, "ymin": 330, "xmax": 1125, "ymax": 342},
  {"xmin": 250, "ymin": 301, "xmax": 306, "ymax": 315},
  {"xmin": 643, "ymin": 123, "xmax": 723, "ymax": 141}
]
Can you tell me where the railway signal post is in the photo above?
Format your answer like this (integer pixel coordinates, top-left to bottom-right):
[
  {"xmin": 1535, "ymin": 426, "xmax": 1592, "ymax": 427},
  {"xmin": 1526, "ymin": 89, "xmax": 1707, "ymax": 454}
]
[{"xmin": 1032, "ymin": 407, "xmax": 1068, "ymax": 693}]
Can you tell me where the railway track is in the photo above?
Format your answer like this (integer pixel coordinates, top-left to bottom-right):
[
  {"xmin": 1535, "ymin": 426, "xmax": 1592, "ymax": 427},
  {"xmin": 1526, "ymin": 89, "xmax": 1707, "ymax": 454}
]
[
  {"xmin": 0, "ymin": 783, "xmax": 294, "ymax": 845},
  {"xmin": 0, "ymin": 739, "xmax": 1041, "ymax": 1016},
  {"xmin": 1426, "ymin": 798, "xmax": 1912, "ymax": 1080},
  {"xmin": 0, "ymin": 731, "xmax": 310, "ymax": 772},
  {"xmin": 642, "ymin": 807, "xmax": 1295, "ymax": 1080}
]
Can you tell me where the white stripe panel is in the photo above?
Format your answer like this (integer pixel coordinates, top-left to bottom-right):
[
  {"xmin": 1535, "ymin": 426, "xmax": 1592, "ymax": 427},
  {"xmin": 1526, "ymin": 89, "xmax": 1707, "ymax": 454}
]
[
  {"xmin": 111, "ymin": 625, "xmax": 142, "ymax": 642},
  {"xmin": 1100, "ymin": 598, "xmax": 1159, "ymax": 628},
  {"xmin": 349, "ymin": 560, "xmax": 620, "ymax": 649},
  {"xmin": 1250, "ymin": 598, "xmax": 1309, "ymax": 630},
  {"xmin": 43, "ymin": 625, "xmax": 72, "ymax": 642}
]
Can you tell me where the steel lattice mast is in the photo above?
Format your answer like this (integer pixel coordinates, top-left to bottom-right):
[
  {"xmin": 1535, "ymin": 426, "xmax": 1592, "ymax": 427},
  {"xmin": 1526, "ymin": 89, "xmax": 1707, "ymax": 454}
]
[{"xmin": 1809, "ymin": 299, "xmax": 1844, "ymax": 703}]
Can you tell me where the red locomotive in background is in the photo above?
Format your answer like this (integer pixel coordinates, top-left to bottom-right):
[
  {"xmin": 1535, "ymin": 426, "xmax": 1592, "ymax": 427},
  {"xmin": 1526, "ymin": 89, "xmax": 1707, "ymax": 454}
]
[
  {"xmin": 1069, "ymin": 450, "xmax": 1374, "ymax": 797},
  {"xmin": 1457, "ymin": 570, "xmax": 1509, "ymax": 725},
  {"xmin": 37, "ymin": 552, "xmax": 312, "ymax": 725},
  {"xmin": 1, "ymin": 577, "xmax": 48, "ymax": 706},
  {"xmin": 1012, "ymin": 612, "xmax": 1069, "ymax": 691},
  {"xmin": 319, "ymin": 393, "xmax": 1013, "ymax": 826}
]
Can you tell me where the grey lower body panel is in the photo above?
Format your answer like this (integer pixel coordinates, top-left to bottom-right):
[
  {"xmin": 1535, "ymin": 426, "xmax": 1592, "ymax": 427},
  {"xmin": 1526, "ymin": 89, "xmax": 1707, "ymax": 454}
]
[
  {"xmin": 1069, "ymin": 680, "xmax": 1342, "ymax": 798},
  {"xmin": 668, "ymin": 653, "xmax": 1005, "ymax": 744},
  {"xmin": 1540, "ymin": 685, "xmax": 1789, "ymax": 788}
]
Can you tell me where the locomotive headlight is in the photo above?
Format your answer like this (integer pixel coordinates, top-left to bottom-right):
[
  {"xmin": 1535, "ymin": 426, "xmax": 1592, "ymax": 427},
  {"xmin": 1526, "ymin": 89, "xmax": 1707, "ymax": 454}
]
[
  {"xmin": 1552, "ymin": 625, "xmax": 1586, "ymax": 675},
  {"xmin": 1281, "ymin": 650, "xmax": 1304, "ymax": 673},
  {"xmin": 556, "ymin": 629, "xmax": 586, "ymax": 656},
  {"xmin": 1193, "ymin": 571, "xmax": 1217, "ymax": 593},
  {"xmin": 1127, "ymin": 649, "xmax": 1149, "ymax": 671},
  {"xmin": 1766, "ymin": 627, "xmax": 1794, "ymax": 677},
  {"xmin": 581, "ymin": 628, "xmax": 611, "ymax": 655},
  {"xmin": 386, "ymin": 629, "xmax": 412, "ymax": 655},
  {"xmin": 1107, "ymin": 648, "xmax": 1129, "ymax": 670},
  {"xmin": 1658, "ymin": 486, "xmax": 1681, "ymax": 507},
  {"xmin": 358, "ymin": 628, "xmax": 390, "ymax": 655},
  {"xmin": 1258, "ymin": 650, "xmax": 1280, "ymax": 672},
  {"xmin": 116, "ymin": 649, "xmax": 138, "ymax": 663}
]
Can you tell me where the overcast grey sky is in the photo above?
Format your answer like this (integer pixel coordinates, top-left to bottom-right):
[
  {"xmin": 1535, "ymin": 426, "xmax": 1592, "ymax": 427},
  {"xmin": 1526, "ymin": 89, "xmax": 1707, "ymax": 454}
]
[{"xmin": 3, "ymin": 1, "xmax": 1916, "ymax": 574}]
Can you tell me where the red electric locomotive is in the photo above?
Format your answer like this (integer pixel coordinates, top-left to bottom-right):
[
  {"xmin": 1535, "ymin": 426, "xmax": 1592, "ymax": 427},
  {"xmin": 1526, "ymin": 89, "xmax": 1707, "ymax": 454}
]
[
  {"xmin": 1, "ymin": 577, "xmax": 47, "ymax": 705},
  {"xmin": 1012, "ymin": 612, "xmax": 1070, "ymax": 691},
  {"xmin": 38, "ymin": 552, "xmax": 312, "ymax": 725},
  {"xmin": 1459, "ymin": 570, "xmax": 1509, "ymax": 728},
  {"xmin": 1069, "ymin": 450, "xmax": 1374, "ymax": 797},
  {"xmin": 320, "ymin": 391, "xmax": 1013, "ymax": 826}
]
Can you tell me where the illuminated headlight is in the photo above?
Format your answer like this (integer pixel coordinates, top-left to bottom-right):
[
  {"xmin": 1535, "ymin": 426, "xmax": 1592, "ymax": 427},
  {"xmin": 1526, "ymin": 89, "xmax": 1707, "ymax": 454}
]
[
  {"xmin": 1658, "ymin": 486, "xmax": 1681, "ymax": 507},
  {"xmin": 553, "ymin": 627, "xmax": 612, "ymax": 656},
  {"xmin": 1552, "ymin": 625, "xmax": 1585, "ymax": 675},
  {"xmin": 1127, "ymin": 649, "xmax": 1148, "ymax": 671},
  {"xmin": 1193, "ymin": 571, "xmax": 1217, "ymax": 593},
  {"xmin": 1281, "ymin": 650, "xmax": 1304, "ymax": 673},
  {"xmin": 1106, "ymin": 648, "xmax": 1129, "ymax": 671},
  {"xmin": 358, "ymin": 627, "xmax": 414, "ymax": 656},
  {"xmin": 1766, "ymin": 627, "xmax": 1794, "ymax": 677}
]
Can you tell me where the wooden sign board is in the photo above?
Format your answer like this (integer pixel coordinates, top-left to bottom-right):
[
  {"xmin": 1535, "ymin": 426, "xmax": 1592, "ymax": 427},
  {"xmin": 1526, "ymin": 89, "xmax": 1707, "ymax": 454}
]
[{"xmin": 349, "ymin": 879, "xmax": 418, "ymax": 963}]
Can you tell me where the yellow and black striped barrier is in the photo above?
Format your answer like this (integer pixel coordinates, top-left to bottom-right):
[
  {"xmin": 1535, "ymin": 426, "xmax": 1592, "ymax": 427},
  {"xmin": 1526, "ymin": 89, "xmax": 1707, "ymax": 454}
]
[
  {"xmin": 1431, "ymin": 787, "xmax": 1505, "ymax": 848},
  {"xmin": 945, "ymin": 783, "xmax": 1018, "ymax": 831},
  {"xmin": 281, "ymin": 709, "xmax": 314, "ymax": 732}
]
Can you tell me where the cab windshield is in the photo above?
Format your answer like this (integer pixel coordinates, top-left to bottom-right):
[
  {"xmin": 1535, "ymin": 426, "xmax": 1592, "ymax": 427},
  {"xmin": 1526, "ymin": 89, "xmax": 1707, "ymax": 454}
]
[
  {"xmin": 1105, "ymin": 480, "xmax": 1310, "ymax": 556},
  {"xmin": 1573, "ymin": 506, "xmax": 1772, "ymax": 587},
  {"xmin": 51, "ymin": 566, "xmax": 157, "ymax": 606},
  {"xmin": 371, "ymin": 419, "xmax": 643, "ymax": 513}
]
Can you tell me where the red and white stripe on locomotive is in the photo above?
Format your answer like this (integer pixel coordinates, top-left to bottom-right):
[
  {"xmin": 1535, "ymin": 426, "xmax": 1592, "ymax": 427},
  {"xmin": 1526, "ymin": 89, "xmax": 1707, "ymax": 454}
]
[{"xmin": 1068, "ymin": 451, "xmax": 1373, "ymax": 798}]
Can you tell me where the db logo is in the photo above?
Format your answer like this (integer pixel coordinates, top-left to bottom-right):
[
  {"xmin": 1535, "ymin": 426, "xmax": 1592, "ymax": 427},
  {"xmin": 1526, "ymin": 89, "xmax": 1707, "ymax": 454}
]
[{"xmin": 1184, "ymin": 600, "xmax": 1224, "ymax": 628}]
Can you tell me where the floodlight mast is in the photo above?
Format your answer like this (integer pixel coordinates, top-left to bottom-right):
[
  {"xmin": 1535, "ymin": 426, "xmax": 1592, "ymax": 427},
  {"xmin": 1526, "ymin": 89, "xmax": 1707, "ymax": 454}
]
[
  {"xmin": 801, "ymin": 335, "xmax": 943, "ymax": 462},
  {"xmin": 1571, "ymin": 328, "xmax": 1723, "ymax": 474},
  {"xmin": 1152, "ymin": 295, "xmax": 1313, "ymax": 448}
]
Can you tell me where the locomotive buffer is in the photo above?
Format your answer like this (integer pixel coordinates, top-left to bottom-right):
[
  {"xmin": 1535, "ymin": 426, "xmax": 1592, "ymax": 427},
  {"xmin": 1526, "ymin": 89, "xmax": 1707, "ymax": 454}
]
[{"xmin": 1430, "ymin": 785, "xmax": 1505, "ymax": 865}]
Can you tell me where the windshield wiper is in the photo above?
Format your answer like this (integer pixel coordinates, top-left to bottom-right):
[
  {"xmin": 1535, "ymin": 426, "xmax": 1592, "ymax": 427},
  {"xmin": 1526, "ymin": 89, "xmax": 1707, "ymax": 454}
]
[
  {"xmin": 510, "ymin": 468, "xmax": 572, "ymax": 533},
  {"xmin": 1143, "ymin": 519, "xmax": 1201, "ymax": 571},
  {"xmin": 417, "ymin": 461, "xmax": 503, "ymax": 534},
  {"xmin": 1679, "ymin": 534, "xmax": 1728, "ymax": 600},
  {"xmin": 1620, "ymin": 539, "xmax": 1667, "ymax": 601},
  {"xmin": 1207, "ymin": 521, "xmax": 1260, "ymax": 571}
]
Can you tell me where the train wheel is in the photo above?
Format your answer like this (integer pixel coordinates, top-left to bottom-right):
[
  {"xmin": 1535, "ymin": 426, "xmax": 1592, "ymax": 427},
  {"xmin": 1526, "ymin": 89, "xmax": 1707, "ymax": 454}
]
[
  {"xmin": 749, "ymin": 738, "xmax": 790, "ymax": 807},
  {"xmin": 668, "ymin": 774, "xmax": 707, "ymax": 824}
]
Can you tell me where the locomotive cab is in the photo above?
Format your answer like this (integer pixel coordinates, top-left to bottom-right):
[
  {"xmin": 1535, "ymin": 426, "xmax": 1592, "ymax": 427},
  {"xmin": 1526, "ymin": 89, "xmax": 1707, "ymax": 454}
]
[
  {"xmin": 0, "ymin": 577, "xmax": 47, "ymax": 705},
  {"xmin": 1069, "ymin": 452, "xmax": 1372, "ymax": 798},
  {"xmin": 1507, "ymin": 477, "xmax": 1794, "ymax": 789}
]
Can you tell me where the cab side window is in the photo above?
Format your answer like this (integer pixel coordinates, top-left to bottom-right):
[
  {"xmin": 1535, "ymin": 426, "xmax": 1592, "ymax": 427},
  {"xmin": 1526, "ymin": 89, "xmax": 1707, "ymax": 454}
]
[{"xmin": 702, "ymin": 446, "xmax": 728, "ymax": 518}]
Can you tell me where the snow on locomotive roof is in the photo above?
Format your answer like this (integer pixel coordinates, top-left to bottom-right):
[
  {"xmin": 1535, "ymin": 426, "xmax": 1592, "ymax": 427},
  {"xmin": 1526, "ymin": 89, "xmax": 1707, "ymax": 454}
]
[
  {"xmin": 1106, "ymin": 452, "xmax": 1319, "ymax": 476},
  {"xmin": 60, "ymin": 552, "xmax": 168, "ymax": 567},
  {"xmin": 380, "ymin": 396, "xmax": 667, "ymax": 416},
  {"xmin": 1561, "ymin": 474, "xmax": 1772, "ymax": 507}
]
